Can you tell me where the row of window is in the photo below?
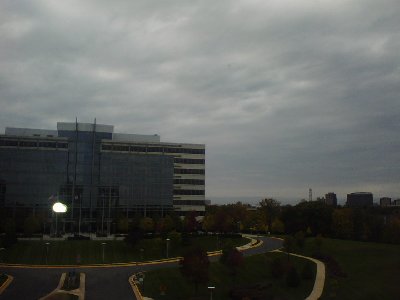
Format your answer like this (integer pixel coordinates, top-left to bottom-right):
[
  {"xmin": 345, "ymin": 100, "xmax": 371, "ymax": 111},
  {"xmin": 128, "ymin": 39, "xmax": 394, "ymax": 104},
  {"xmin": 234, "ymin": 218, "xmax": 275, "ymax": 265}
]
[
  {"xmin": 174, "ymin": 158, "xmax": 205, "ymax": 164},
  {"xmin": 0, "ymin": 139, "xmax": 68, "ymax": 149},
  {"xmin": 176, "ymin": 211, "xmax": 205, "ymax": 216},
  {"xmin": 174, "ymin": 168, "xmax": 205, "ymax": 175},
  {"xmin": 173, "ymin": 200, "xmax": 205, "ymax": 206},
  {"xmin": 101, "ymin": 144, "xmax": 205, "ymax": 154},
  {"xmin": 173, "ymin": 189, "xmax": 205, "ymax": 195},
  {"xmin": 173, "ymin": 179, "xmax": 205, "ymax": 185}
]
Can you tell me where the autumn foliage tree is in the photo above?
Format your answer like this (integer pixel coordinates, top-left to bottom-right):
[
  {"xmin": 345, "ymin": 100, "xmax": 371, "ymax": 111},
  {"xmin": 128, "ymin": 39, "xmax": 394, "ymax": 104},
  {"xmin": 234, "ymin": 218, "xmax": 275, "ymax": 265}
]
[
  {"xmin": 220, "ymin": 246, "xmax": 244, "ymax": 281},
  {"xmin": 180, "ymin": 246, "xmax": 210, "ymax": 293}
]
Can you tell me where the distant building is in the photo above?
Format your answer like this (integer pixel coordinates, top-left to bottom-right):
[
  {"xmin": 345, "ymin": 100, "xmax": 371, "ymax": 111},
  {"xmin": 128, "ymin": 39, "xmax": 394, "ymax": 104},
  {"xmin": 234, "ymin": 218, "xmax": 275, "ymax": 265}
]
[
  {"xmin": 393, "ymin": 199, "xmax": 400, "ymax": 206},
  {"xmin": 0, "ymin": 121, "xmax": 205, "ymax": 235},
  {"xmin": 346, "ymin": 192, "xmax": 373, "ymax": 207},
  {"xmin": 380, "ymin": 197, "xmax": 392, "ymax": 207},
  {"xmin": 325, "ymin": 193, "xmax": 337, "ymax": 206}
]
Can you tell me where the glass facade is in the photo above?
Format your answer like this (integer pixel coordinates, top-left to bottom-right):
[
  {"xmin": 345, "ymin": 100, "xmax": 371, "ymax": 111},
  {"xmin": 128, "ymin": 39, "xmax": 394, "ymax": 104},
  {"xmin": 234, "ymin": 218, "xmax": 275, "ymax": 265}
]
[{"xmin": 0, "ymin": 122, "xmax": 175, "ymax": 234}]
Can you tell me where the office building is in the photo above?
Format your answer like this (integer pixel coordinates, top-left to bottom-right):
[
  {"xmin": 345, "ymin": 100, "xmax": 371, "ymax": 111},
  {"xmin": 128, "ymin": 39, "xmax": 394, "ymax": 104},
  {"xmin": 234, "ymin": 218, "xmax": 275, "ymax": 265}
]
[
  {"xmin": 346, "ymin": 192, "xmax": 373, "ymax": 207},
  {"xmin": 0, "ymin": 121, "xmax": 205, "ymax": 234},
  {"xmin": 393, "ymin": 199, "xmax": 400, "ymax": 206},
  {"xmin": 379, "ymin": 197, "xmax": 392, "ymax": 207},
  {"xmin": 325, "ymin": 193, "xmax": 337, "ymax": 206}
]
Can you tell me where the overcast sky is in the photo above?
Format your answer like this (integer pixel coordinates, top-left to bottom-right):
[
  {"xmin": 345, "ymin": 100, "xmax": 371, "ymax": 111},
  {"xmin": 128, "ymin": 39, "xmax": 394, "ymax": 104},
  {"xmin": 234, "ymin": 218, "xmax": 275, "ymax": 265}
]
[{"xmin": 1, "ymin": 0, "xmax": 399, "ymax": 204}]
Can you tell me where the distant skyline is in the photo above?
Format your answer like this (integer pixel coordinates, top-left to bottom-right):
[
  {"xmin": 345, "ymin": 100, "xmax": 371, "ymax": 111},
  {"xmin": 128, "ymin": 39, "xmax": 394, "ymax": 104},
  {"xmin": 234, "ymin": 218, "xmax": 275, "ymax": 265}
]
[{"xmin": 1, "ymin": 1, "xmax": 399, "ymax": 202}]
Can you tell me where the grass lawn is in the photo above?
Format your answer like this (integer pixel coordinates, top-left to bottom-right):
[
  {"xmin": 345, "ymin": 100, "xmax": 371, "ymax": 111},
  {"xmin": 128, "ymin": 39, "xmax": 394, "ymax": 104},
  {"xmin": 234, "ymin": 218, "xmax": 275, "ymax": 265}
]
[
  {"xmin": 0, "ymin": 273, "xmax": 8, "ymax": 286},
  {"xmin": 0, "ymin": 236, "xmax": 248, "ymax": 265},
  {"xmin": 142, "ymin": 252, "xmax": 316, "ymax": 300},
  {"xmin": 293, "ymin": 237, "xmax": 400, "ymax": 300}
]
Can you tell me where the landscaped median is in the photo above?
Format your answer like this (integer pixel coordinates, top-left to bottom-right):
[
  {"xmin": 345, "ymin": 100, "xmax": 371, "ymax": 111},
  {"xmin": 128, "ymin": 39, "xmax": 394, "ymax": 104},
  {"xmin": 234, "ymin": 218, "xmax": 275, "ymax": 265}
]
[
  {"xmin": 0, "ymin": 235, "xmax": 249, "ymax": 266},
  {"xmin": 137, "ymin": 250, "xmax": 316, "ymax": 299},
  {"xmin": 39, "ymin": 271, "xmax": 85, "ymax": 300},
  {"xmin": 0, "ymin": 274, "xmax": 14, "ymax": 295}
]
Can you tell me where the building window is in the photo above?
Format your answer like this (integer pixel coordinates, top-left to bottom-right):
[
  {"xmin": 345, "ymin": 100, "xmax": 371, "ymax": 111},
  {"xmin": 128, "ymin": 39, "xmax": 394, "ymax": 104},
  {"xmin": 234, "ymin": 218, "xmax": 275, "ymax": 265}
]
[
  {"xmin": 19, "ymin": 141, "xmax": 37, "ymax": 147},
  {"xmin": 174, "ymin": 168, "xmax": 205, "ymax": 175},
  {"xmin": 173, "ymin": 200, "xmax": 205, "ymax": 205},
  {"xmin": 101, "ymin": 144, "xmax": 113, "ymax": 151},
  {"xmin": 173, "ymin": 189, "xmax": 205, "ymax": 195},
  {"xmin": 174, "ymin": 158, "xmax": 205, "ymax": 164},
  {"xmin": 174, "ymin": 179, "xmax": 205, "ymax": 185}
]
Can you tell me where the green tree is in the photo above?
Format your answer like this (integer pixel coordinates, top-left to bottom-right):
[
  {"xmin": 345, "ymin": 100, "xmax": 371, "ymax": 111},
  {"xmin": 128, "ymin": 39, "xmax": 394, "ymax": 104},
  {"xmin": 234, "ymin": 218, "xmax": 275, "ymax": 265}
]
[
  {"xmin": 302, "ymin": 262, "xmax": 314, "ymax": 280},
  {"xmin": 3, "ymin": 218, "xmax": 17, "ymax": 248},
  {"xmin": 183, "ymin": 211, "xmax": 198, "ymax": 233},
  {"xmin": 314, "ymin": 234, "xmax": 323, "ymax": 255},
  {"xmin": 383, "ymin": 217, "xmax": 400, "ymax": 244},
  {"xmin": 332, "ymin": 208, "xmax": 354, "ymax": 239},
  {"xmin": 222, "ymin": 247, "xmax": 244, "ymax": 282},
  {"xmin": 283, "ymin": 236, "xmax": 295, "ymax": 261},
  {"xmin": 180, "ymin": 246, "xmax": 210, "ymax": 293},
  {"xmin": 139, "ymin": 217, "xmax": 154, "ymax": 233},
  {"xmin": 117, "ymin": 217, "xmax": 129, "ymax": 233},
  {"xmin": 259, "ymin": 198, "xmax": 281, "ymax": 231},
  {"xmin": 23, "ymin": 215, "xmax": 40, "ymax": 236},
  {"xmin": 271, "ymin": 219, "xmax": 285, "ymax": 234},
  {"xmin": 286, "ymin": 266, "xmax": 301, "ymax": 287},
  {"xmin": 295, "ymin": 231, "xmax": 305, "ymax": 250},
  {"xmin": 125, "ymin": 228, "xmax": 143, "ymax": 247},
  {"xmin": 202, "ymin": 214, "xmax": 215, "ymax": 232},
  {"xmin": 270, "ymin": 257, "xmax": 284, "ymax": 278}
]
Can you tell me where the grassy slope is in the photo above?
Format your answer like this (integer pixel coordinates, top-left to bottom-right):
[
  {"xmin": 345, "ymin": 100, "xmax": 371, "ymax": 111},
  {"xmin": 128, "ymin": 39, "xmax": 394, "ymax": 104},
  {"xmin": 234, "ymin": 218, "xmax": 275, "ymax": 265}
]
[
  {"xmin": 0, "ymin": 273, "xmax": 8, "ymax": 286},
  {"xmin": 1, "ymin": 236, "xmax": 248, "ymax": 265},
  {"xmin": 143, "ymin": 252, "xmax": 315, "ymax": 300},
  {"xmin": 297, "ymin": 238, "xmax": 400, "ymax": 300}
]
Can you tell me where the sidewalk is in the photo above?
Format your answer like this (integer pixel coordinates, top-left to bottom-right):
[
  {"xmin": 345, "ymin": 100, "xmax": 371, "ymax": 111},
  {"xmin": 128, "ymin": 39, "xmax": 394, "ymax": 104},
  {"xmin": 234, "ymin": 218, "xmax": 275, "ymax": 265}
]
[{"xmin": 273, "ymin": 250, "xmax": 325, "ymax": 300}]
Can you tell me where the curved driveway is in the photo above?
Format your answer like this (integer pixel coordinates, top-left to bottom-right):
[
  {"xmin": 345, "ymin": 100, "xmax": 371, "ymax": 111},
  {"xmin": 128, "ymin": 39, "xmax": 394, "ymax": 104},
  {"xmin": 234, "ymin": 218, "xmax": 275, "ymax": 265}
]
[{"xmin": 0, "ymin": 236, "xmax": 282, "ymax": 300}]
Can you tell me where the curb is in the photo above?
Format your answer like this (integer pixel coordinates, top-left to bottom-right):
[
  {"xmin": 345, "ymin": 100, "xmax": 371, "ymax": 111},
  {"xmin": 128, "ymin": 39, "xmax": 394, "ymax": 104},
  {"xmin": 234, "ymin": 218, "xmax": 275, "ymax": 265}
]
[
  {"xmin": 39, "ymin": 272, "xmax": 86, "ymax": 300},
  {"xmin": 272, "ymin": 249, "xmax": 325, "ymax": 300},
  {"xmin": 129, "ymin": 274, "xmax": 144, "ymax": 300},
  {"xmin": 0, "ymin": 274, "xmax": 14, "ymax": 295},
  {"xmin": 0, "ymin": 236, "xmax": 264, "ymax": 269}
]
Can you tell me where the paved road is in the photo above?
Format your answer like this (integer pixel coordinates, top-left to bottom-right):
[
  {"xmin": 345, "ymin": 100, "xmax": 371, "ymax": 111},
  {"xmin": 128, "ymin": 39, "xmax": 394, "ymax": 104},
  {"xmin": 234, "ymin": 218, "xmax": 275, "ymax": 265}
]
[{"xmin": 1, "ymin": 236, "xmax": 282, "ymax": 300}]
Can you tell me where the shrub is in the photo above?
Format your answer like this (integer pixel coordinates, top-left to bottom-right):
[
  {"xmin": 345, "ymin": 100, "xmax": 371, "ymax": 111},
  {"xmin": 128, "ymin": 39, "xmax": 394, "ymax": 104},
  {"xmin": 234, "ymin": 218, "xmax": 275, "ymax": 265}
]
[
  {"xmin": 270, "ymin": 257, "xmax": 284, "ymax": 279},
  {"xmin": 295, "ymin": 231, "xmax": 305, "ymax": 249},
  {"xmin": 301, "ymin": 261, "xmax": 314, "ymax": 280},
  {"xmin": 286, "ymin": 266, "xmax": 301, "ymax": 287}
]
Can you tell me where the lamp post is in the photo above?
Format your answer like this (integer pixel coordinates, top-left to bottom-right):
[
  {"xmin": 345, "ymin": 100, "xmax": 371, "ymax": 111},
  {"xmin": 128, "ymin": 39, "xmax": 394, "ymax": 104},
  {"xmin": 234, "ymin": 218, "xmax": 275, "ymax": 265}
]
[
  {"xmin": 52, "ymin": 202, "xmax": 67, "ymax": 237},
  {"xmin": 166, "ymin": 238, "xmax": 170, "ymax": 258},
  {"xmin": 0, "ymin": 248, "xmax": 4, "ymax": 276},
  {"xmin": 101, "ymin": 242, "xmax": 106, "ymax": 263},
  {"xmin": 140, "ymin": 248, "xmax": 144, "ymax": 261},
  {"xmin": 45, "ymin": 242, "xmax": 50, "ymax": 264},
  {"xmin": 208, "ymin": 286, "xmax": 215, "ymax": 300}
]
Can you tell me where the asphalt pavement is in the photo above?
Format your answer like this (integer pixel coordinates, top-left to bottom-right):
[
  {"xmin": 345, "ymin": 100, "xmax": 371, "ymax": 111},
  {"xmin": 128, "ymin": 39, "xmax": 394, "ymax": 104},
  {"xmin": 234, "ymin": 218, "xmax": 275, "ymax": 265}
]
[{"xmin": 0, "ymin": 236, "xmax": 283, "ymax": 300}]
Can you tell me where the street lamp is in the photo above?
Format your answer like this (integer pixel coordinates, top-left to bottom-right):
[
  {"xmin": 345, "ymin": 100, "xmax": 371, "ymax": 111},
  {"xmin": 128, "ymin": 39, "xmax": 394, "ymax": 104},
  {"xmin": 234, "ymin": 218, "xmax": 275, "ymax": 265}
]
[
  {"xmin": 208, "ymin": 286, "xmax": 215, "ymax": 300},
  {"xmin": 45, "ymin": 242, "xmax": 50, "ymax": 264},
  {"xmin": 101, "ymin": 242, "xmax": 106, "ymax": 263},
  {"xmin": 52, "ymin": 202, "xmax": 67, "ymax": 237},
  {"xmin": 0, "ymin": 248, "xmax": 4, "ymax": 276},
  {"xmin": 140, "ymin": 248, "xmax": 144, "ymax": 261},
  {"xmin": 166, "ymin": 238, "xmax": 170, "ymax": 258}
]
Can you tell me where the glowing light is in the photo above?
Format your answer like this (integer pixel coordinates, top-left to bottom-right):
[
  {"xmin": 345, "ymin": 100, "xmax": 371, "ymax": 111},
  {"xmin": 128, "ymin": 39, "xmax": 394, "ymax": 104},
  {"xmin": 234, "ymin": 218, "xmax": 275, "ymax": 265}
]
[{"xmin": 52, "ymin": 202, "xmax": 67, "ymax": 213}]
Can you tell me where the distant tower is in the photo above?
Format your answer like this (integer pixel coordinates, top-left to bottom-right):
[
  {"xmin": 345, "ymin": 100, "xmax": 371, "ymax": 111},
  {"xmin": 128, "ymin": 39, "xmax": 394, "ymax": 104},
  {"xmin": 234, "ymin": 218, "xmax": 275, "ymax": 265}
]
[{"xmin": 309, "ymin": 188, "xmax": 312, "ymax": 202}]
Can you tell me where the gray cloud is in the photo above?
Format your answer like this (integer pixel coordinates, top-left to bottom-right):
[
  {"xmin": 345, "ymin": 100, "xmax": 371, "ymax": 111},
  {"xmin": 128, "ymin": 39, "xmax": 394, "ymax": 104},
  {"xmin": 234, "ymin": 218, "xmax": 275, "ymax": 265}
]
[{"xmin": 1, "ymin": 0, "xmax": 399, "ymax": 203}]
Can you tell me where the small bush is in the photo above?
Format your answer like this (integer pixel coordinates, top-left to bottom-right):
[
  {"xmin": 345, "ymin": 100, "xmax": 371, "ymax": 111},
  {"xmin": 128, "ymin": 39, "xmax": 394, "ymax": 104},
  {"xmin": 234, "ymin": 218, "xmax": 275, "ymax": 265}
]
[
  {"xmin": 301, "ymin": 262, "xmax": 314, "ymax": 280},
  {"xmin": 286, "ymin": 266, "xmax": 301, "ymax": 287},
  {"xmin": 295, "ymin": 231, "xmax": 305, "ymax": 249},
  {"xmin": 270, "ymin": 257, "xmax": 284, "ymax": 279}
]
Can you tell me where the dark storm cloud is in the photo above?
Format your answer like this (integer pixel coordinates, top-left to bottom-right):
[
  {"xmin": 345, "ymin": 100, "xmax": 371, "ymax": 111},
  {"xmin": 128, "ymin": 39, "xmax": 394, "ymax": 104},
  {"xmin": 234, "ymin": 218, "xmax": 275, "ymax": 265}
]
[{"xmin": 1, "ymin": 0, "xmax": 399, "ymax": 202}]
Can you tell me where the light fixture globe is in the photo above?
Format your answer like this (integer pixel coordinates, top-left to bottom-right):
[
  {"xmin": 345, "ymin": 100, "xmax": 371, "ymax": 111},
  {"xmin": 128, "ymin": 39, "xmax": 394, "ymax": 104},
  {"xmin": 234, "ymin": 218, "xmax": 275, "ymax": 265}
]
[{"xmin": 52, "ymin": 202, "xmax": 67, "ymax": 213}]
